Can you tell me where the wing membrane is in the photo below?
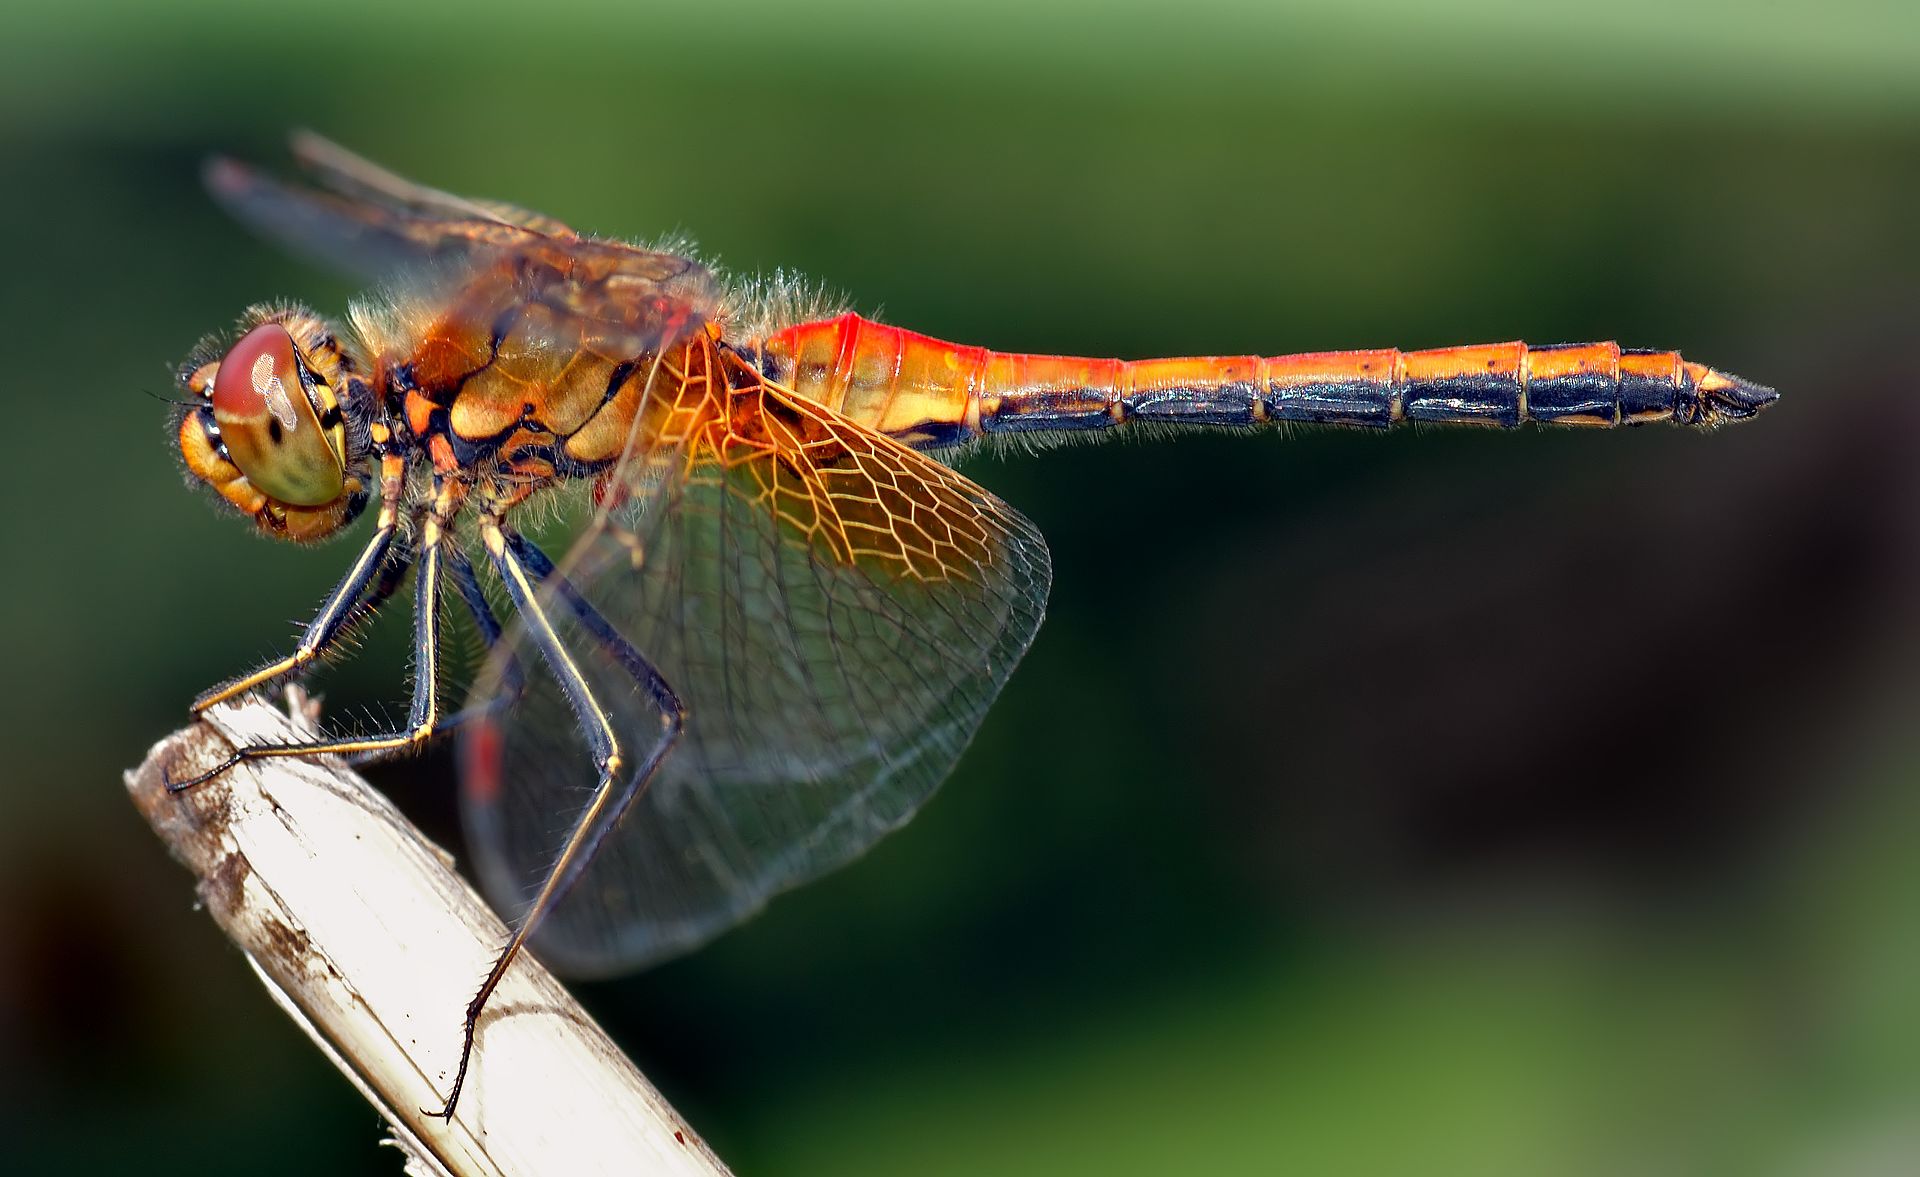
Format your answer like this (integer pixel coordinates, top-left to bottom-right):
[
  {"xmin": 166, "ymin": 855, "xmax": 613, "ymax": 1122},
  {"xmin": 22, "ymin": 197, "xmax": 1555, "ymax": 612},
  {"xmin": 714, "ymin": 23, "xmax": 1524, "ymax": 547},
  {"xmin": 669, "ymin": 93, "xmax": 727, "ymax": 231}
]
[
  {"xmin": 204, "ymin": 153, "xmax": 542, "ymax": 281},
  {"xmin": 459, "ymin": 365, "xmax": 1052, "ymax": 975},
  {"xmin": 206, "ymin": 133, "xmax": 696, "ymax": 290},
  {"xmin": 287, "ymin": 129, "xmax": 580, "ymax": 238}
]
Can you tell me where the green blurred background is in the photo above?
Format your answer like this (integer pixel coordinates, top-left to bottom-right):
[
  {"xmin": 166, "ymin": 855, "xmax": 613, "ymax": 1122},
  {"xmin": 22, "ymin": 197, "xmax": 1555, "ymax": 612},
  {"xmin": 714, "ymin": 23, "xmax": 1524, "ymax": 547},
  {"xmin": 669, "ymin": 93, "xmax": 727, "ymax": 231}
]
[{"xmin": 2, "ymin": 1, "xmax": 1917, "ymax": 1172}]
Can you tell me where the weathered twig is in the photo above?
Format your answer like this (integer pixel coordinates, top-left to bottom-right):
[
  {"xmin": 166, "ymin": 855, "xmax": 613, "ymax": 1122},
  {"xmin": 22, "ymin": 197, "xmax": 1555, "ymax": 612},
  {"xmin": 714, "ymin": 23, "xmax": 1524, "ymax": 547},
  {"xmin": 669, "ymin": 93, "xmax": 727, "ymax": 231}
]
[{"xmin": 125, "ymin": 695, "xmax": 731, "ymax": 1177}]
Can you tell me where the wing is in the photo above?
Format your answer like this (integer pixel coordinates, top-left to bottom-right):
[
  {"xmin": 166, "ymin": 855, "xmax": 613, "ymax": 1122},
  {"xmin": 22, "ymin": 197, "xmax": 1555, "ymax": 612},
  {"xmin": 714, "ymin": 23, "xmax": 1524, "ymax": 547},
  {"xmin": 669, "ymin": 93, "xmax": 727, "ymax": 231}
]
[
  {"xmin": 284, "ymin": 129, "xmax": 581, "ymax": 238},
  {"xmin": 208, "ymin": 134, "xmax": 721, "ymax": 405},
  {"xmin": 205, "ymin": 132, "xmax": 691, "ymax": 287},
  {"xmin": 458, "ymin": 348, "xmax": 1052, "ymax": 975}
]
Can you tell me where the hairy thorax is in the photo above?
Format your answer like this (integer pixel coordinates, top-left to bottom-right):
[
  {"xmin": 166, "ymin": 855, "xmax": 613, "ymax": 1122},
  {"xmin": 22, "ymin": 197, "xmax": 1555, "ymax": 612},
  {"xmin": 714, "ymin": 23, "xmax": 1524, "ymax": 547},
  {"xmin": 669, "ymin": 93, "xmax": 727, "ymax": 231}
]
[{"xmin": 351, "ymin": 268, "xmax": 757, "ymax": 509}]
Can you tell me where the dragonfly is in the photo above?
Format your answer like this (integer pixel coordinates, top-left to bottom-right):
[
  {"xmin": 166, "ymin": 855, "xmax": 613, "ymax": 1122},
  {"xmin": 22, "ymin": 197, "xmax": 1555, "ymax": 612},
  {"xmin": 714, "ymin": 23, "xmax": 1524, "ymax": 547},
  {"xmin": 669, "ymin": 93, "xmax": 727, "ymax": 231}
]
[{"xmin": 165, "ymin": 132, "xmax": 1776, "ymax": 1119}]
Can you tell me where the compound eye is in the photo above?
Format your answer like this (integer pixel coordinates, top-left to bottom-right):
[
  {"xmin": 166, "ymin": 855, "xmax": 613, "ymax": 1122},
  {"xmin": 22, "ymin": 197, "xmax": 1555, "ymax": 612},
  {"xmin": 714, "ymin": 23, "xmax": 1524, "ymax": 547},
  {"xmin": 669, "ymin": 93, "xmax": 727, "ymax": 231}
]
[{"xmin": 210, "ymin": 322, "xmax": 345, "ymax": 506}]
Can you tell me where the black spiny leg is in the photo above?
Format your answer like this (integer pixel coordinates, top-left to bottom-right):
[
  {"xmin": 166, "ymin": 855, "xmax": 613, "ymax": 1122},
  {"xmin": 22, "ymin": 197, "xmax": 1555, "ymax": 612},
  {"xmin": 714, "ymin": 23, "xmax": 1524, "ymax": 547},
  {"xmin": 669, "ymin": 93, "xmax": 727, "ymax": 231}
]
[
  {"xmin": 346, "ymin": 544, "xmax": 528, "ymax": 765},
  {"xmin": 166, "ymin": 481, "xmax": 464, "ymax": 792},
  {"xmin": 428, "ymin": 518, "xmax": 683, "ymax": 1122},
  {"xmin": 186, "ymin": 515, "xmax": 399, "ymax": 717},
  {"xmin": 331, "ymin": 542, "xmax": 414, "ymax": 642}
]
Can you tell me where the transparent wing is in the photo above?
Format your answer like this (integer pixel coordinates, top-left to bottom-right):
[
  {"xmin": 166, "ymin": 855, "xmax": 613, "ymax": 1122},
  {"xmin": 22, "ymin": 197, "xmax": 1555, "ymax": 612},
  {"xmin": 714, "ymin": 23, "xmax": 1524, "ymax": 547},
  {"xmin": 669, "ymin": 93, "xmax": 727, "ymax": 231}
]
[
  {"xmin": 205, "ymin": 133, "xmax": 694, "ymax": 288},
  {"xmin": 458, "ymin": 357, "xmax": 1052, "ymax": 975},
  {"xmin": 285, "ymin": 129, "xmax": 581, "ymax": 238}
]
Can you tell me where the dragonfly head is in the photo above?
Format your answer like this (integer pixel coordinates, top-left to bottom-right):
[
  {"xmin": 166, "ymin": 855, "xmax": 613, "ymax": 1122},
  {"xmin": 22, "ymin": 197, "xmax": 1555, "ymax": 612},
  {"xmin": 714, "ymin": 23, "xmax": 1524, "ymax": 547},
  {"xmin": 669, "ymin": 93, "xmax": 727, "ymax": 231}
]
[{"xmin": 175, "ymin": 305, "xmax": 373, "ymax": 542}]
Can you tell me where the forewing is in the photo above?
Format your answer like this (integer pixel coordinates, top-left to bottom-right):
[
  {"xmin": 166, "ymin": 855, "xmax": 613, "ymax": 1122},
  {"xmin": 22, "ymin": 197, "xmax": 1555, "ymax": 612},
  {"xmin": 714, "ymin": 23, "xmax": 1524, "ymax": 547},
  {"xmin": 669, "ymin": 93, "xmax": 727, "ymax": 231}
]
[
  {"xmin": 287, "ymin": 130, "xmax": 581, "ymax": 238},
  {"xmin": 459, "ymin": 370, "xmax": 1052, "ymax": 975},
  {"xmin": 204, "ymin": 153, "xmax": 545, "ymax": 282},
  {"xmin": 206, "ymin": 133, "xmax": 690, "ymax": 288}
]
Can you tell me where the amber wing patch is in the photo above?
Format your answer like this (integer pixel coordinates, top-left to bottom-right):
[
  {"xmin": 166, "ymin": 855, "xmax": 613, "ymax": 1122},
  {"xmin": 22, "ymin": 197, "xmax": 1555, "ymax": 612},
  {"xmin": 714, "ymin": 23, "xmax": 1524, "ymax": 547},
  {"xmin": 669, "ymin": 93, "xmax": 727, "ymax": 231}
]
[{"xmin": 459, "ymin": 361, "xmax": 1052, "ymax": 975}]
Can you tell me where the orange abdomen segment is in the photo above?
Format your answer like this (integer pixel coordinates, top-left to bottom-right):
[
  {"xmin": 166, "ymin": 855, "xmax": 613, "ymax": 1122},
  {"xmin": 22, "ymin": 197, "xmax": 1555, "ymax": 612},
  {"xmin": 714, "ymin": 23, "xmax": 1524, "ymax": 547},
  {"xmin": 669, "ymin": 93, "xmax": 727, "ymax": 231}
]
[
  {"xmin": 756, "ymin": 314, "xmax": 983, "ymax": 450},
  {"xmin": 756, "ymin": 314, "xmax": 1775, "ymax": 448}
]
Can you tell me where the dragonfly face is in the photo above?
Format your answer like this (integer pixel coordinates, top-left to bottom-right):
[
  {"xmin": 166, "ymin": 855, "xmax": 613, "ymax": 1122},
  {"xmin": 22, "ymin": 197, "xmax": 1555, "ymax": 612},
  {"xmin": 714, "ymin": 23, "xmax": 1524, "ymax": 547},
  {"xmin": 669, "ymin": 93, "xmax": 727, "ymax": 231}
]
[
  {"xmin": 176, "ymin": 305, "xmax": 373, "ymax": 542},
  {"xmin": 163, "ymin": 133, "xmax": 1773, "ymax": 1121}
]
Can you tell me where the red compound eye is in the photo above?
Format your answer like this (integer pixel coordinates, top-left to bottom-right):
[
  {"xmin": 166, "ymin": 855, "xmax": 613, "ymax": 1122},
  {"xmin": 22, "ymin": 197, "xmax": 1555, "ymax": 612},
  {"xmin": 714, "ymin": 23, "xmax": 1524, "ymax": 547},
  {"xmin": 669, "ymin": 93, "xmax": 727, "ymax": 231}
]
[
  {"xmin": 212, "ymin": 323, "xmax": 300, "ymax": 429},
  {"xmin": 209, "ymin": 322, "xmax": 345, "ymax": 506}
]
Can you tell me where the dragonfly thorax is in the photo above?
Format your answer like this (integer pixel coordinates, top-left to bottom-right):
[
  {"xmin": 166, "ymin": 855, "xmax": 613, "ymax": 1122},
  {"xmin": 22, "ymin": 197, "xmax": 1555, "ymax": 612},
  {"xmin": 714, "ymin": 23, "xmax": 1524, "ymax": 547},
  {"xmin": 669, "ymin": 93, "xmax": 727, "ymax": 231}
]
[{"xmin": 175, "ymin": 304, "xmax": 375, "ymax": 542}]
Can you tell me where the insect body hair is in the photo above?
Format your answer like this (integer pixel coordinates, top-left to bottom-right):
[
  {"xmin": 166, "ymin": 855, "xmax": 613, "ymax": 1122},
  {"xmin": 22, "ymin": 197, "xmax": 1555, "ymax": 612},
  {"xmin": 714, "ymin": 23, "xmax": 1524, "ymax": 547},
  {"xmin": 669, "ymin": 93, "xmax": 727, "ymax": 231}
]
[{"xmin": 719, "ymin": 267, "xmax": 853, "ymax": 344}]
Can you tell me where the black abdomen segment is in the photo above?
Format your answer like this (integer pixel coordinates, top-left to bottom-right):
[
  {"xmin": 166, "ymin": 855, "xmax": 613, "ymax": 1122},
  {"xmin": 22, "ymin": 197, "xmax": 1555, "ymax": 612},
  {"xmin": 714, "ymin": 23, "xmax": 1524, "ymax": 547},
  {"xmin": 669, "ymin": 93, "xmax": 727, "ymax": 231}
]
[{"xmin": 975, "ymin": 341, "xmax": 1774, "ymax": 437}]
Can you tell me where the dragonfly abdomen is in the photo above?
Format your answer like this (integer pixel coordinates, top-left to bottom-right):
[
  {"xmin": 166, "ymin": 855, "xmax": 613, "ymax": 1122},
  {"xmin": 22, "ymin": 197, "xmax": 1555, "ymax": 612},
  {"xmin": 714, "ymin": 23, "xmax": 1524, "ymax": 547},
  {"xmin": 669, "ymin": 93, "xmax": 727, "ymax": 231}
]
[{"xmin": 754, "ymin": 316, "xmax": 1775, "ymax": 451}]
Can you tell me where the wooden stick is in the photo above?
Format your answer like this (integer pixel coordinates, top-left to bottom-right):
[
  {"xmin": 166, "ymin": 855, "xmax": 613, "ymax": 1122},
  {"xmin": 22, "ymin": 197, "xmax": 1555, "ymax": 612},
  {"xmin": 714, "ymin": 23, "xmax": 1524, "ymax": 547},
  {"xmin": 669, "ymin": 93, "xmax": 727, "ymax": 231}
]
[{"xmin": 125, "ymin": 694, "xmax": 732, "ymax": 1177}]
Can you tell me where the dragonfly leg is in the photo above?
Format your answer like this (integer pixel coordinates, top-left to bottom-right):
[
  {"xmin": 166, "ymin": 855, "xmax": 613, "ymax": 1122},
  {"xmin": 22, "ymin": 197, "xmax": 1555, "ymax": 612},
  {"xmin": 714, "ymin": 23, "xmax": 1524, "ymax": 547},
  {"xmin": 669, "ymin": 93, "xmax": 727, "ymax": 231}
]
[
  {"xmin": 330, "ymin": 542, "xmax": 414, "ymax": 640},
  {"xmin": 344, "ymin": 544, "xmax": 527, "ymax": 764},
  {"xmin": 186, "ymin": 519, "xmax": 398, "ymax": 715},
  {"xmin": 190, "ymin": 429, "xmax": 412, "ymax": 714},
  {"xmin": 427, "ymin": 517, "xmax": 684, "ymax": 1122},
  {"xmin": 495, "ymin": 529, "xmax": 683, "ymax": 912},
  {"xmin": 166, "ymin": 480, "xmax": 465, "ymax": 793}
]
